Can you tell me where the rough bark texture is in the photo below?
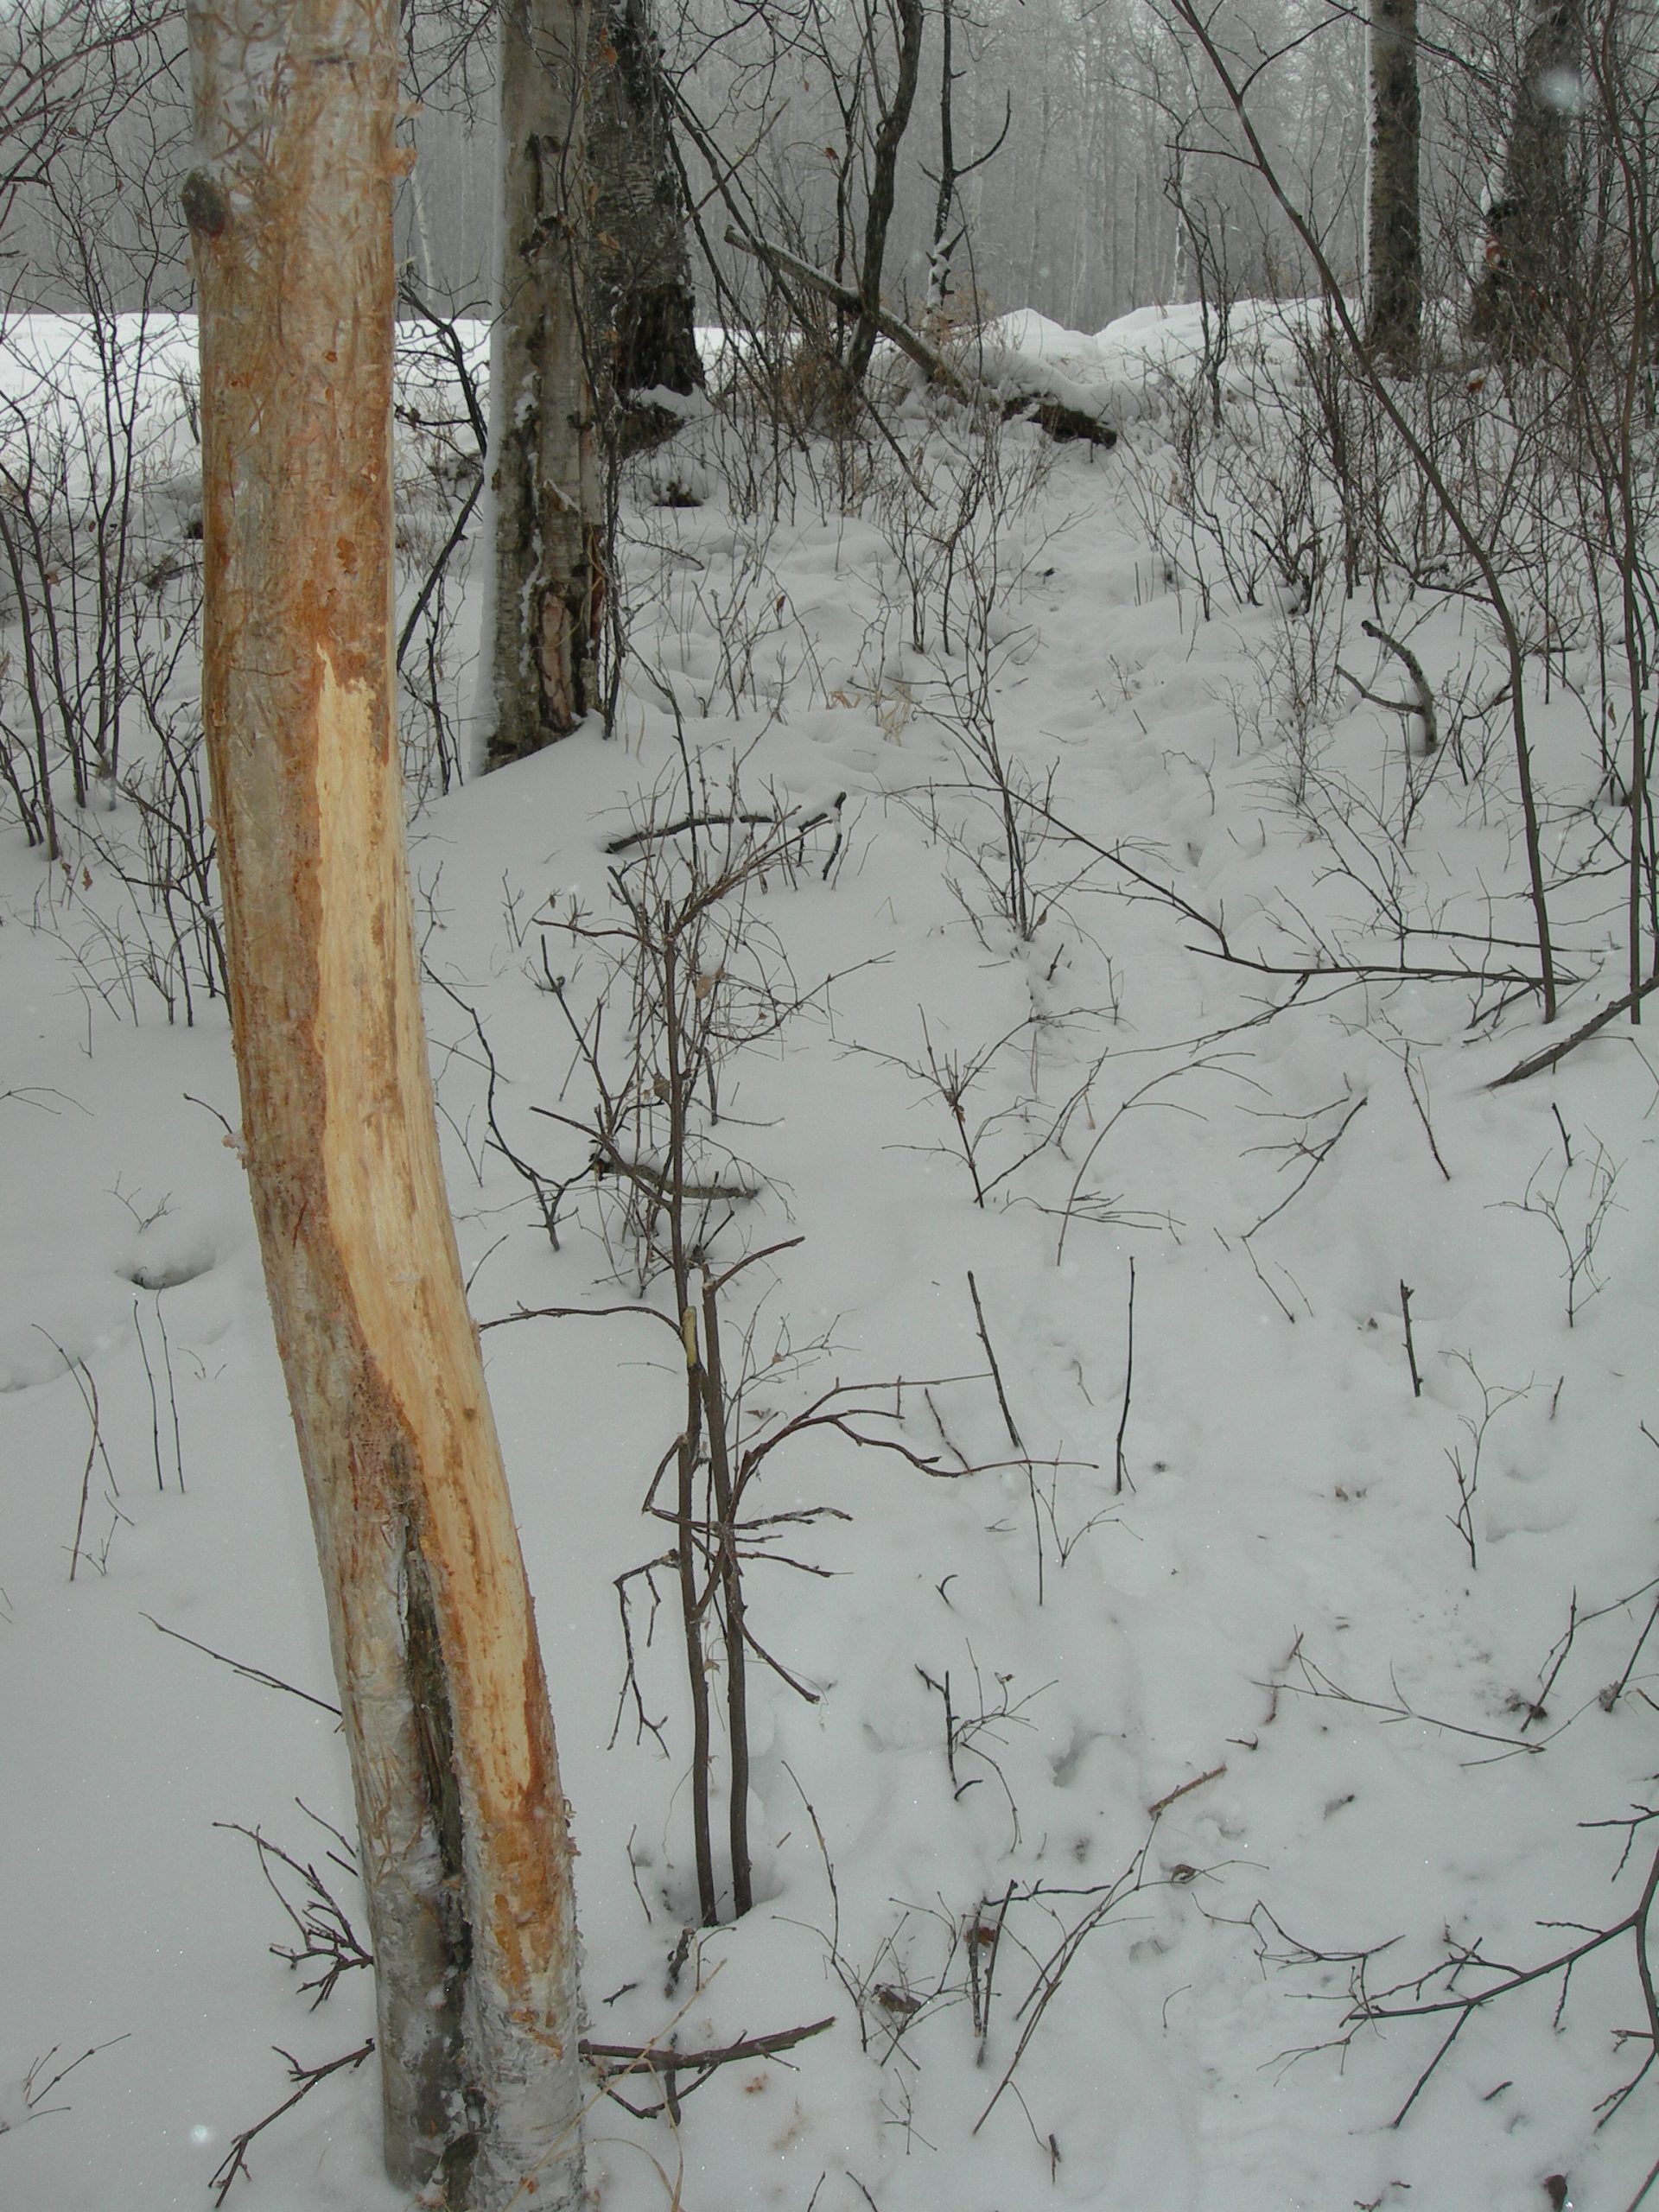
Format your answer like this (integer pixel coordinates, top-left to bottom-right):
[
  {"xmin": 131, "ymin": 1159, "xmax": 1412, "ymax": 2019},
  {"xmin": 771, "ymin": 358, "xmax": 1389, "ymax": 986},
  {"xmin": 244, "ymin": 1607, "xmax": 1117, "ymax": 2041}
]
[
  {"xmin": 1366, "ymin": 0, "xmax": 1421, "ymax": 366},
  {"xmin": 486, "ymin": 0, "xmax": 601, "ymax": 768},
  {"xmin": 1469, "ymin": 0, "xmax": 1584, "ymax": 352},
  {"xmin": 183, "ymin": 6, "xmax": 586, "ymax": 2204},
  {"xmin": 588, "ymin": 0, "xmax": 702, "ymax": 446}
]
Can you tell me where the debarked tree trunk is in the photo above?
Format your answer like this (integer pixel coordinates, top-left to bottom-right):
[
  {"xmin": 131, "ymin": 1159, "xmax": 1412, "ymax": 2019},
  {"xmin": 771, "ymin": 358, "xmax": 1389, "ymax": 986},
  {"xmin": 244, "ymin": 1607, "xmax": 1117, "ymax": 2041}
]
[{"xmin": 183, "ymin": 5, "xmax": 587, "ymax": 2204}]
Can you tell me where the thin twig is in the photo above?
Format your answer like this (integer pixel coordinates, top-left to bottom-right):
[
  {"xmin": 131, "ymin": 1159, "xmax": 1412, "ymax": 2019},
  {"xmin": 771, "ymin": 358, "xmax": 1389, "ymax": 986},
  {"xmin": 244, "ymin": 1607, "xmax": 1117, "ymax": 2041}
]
[
  {"xmin": 1147, "ymin": 1763, "xmax": 1226, "ymax": 1819},
  {"xmin": 582, "ymin": 2013, "xmax": 833, "ymax": 2075},
  {"xmin": 1245, "ymin": 1095, "xmax": 1368, "ymax": 1240},
  {"xmin": 1115, "ymin": 1258, "xmax": 1135, "ymax": 1494},
  {"xmin": 143, "ymin": 1615, "xmax": 340, "ymax": 1716},
  {"xmin": 1603, "ymin": 1593, "xmax": 1659, "ymax": 1713},
  {"xmin": 966, "ymin": 1272, "xmax": 1022, "ymax": 1452},
  {"xmin": 1399, "ymin": 1281, "xmax": 1423, "ymax": 1400},
  {"xmin": 1400, "ymin": 1051, "xmax": 1452, "ymax": 1179},
  {"xmin": 973, "ymin": 1838, "xmax": 1155, "ymax": 2133},
  {"xmin": 210, "ymin": 2041, "xmax": 374, "ymax": 2205},
  {"xmin": 604, "ymin": 798, "xmax": 843, "ymax": 857}
]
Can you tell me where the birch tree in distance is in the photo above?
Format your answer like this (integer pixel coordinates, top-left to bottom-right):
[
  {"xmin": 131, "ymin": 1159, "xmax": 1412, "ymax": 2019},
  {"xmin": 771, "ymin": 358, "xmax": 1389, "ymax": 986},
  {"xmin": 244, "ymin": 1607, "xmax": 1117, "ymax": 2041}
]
[
  {"xmin": 485, "ymin": 0, "xmax": 601, "ymax": 766},
  {"xmin": 182, "ymin": 4, "xmax": 586, "ymax": 2203}
]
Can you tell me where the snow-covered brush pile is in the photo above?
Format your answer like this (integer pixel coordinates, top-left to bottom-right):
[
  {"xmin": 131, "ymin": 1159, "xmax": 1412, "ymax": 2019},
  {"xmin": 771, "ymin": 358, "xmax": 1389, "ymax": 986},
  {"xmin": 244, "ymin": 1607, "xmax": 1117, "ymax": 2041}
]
[{"xmin": 3, "ymin": 300, "xmax": 1657, "ymax": 2212}]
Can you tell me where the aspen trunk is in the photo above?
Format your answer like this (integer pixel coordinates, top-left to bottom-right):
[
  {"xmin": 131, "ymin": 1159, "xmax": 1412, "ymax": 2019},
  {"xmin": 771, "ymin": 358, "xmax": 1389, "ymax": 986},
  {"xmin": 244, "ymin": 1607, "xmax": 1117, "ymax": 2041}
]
[
  {"xmin": 485, "ymin": 0, "xmax": 601, "ymax": 767},
  {"xmin": 183, "ymin": 6, "xmax": 586, "ymax": 2203},
  {"xmin": 1366, "ymin": 0, "xmax": 1421, "ymax": 367}
]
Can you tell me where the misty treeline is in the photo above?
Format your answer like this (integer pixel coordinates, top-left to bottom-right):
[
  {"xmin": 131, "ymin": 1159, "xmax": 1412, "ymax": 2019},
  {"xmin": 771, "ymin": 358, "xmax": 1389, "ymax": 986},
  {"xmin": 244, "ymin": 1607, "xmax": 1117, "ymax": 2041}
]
[{"xmin": 0, "ymin": 0, "xmax": 1617, "ymax": 338}]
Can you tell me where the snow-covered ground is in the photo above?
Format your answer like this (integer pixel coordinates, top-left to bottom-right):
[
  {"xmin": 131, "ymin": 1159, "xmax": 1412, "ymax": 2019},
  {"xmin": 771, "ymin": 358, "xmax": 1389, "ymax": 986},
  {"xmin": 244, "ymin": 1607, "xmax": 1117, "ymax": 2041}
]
[{"xmin": 3, "ymin": 302, "xmax": 1656, "ymax": 2212}]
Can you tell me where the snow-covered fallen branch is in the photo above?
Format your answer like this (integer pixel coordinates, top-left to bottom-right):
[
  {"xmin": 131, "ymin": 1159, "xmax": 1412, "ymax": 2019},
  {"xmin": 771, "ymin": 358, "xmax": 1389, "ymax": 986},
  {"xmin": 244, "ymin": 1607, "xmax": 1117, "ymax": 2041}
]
[{"xmin": 721, "ymin": 226, "xmax": 1116, "ymax": 446}]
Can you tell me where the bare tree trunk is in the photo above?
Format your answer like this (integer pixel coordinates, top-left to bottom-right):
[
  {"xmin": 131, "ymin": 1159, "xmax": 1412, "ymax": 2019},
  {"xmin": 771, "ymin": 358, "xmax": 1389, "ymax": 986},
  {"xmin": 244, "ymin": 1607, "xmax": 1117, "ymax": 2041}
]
[
  {"xmin": 183, "ymin": 6, "xmax": 587, "ymax": 2205},
  {"xmin": 1469, "ymin": 0, "xmax": 1584, "ymax": 353},
  {"xmin": 845, "ymin": 0, "xmax": 925, "ymax": 385},
  {"xmin": 1028, "ymin": 85, "xmax": 1052, "ymax": 304},
  {"xmin": 588, "ymin": 0, "xmax": 702, "ymax": 446},
  {"xmin": 1366, "ymin": 0, "xmax": 1421, "ymax": 366},
  {"xmin": 923, "ymin": 0, "xmax": 1007, "ymax": 321},
  {"xmin": 484, "ymin": 0, "xmax": 601, "ymax": 766},
  {"xmin": 925, "ymin": 0, "xmax": 961, "ymax": 315}
]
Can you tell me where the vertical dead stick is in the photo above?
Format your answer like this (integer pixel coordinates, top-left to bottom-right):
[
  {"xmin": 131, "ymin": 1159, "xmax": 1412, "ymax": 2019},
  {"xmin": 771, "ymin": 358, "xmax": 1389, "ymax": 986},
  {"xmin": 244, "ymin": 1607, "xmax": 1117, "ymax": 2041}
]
[
  {"xmin": 966, "ymin": 1272, "xmax": 1023, "ymax": 1452},
  {"xmin": 1401, "ymin": 1051, "xmax": 1451, "ymax": 1181},
  {"xmin": 1116, "ymin": 1258, "xmax": 1136, "ymax": 1494},
  {"xmin": 1400, "ymin": 1281, "xmax": 1423, "ymax": 1400}
]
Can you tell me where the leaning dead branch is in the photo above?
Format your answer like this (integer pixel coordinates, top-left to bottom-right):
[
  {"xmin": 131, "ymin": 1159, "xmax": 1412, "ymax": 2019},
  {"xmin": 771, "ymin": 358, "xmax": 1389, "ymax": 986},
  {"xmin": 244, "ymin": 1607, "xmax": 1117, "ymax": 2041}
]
[
  {"xmin": 1274, "ymin": 1648, "xmax": 1548, "ymax": 1761},
  {"xmin": 581, "ymin": 2014, "xmax": 835, "ymax": 2123},
  {"xmin": 725, "ymin": 226, "xmax": 976, "ymax": 400},
  {"xmin": 1338, "ymin": 620, "xmax": 1438, "ymax": 753},
  {"xmin": 722, "ymin": 227, "xmax": 1116, "ymax": 446},
  {"xmin": 211, "ymin": 2040, "xmax": 376, "ymax": 2205},
  {"xmin": 143, "ymin": 1615, "xmax": 340, "ymax": 1717},
  {"xmin": 1319, "ymin": 1842, "xmax": 1659, "ymax": 2132},
  {"xmin": 1491, "ymin": 974, "xmax": 1659, "ymax": 1088}
]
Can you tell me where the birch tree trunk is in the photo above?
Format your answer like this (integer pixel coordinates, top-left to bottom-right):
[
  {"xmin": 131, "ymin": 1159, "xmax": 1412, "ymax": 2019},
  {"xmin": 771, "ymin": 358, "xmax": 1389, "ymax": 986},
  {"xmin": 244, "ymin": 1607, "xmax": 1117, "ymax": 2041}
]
[
  {"xmin": 484, "ymin": 0, "xmax": 601, "ymax": 767},
  {"xmin": 183, "ymin": 7, "xmax": 586, "ymax": 2204},
  {"xmin": 1366, "ymin": 0, "xmax": 1421, "ymax": 366}
]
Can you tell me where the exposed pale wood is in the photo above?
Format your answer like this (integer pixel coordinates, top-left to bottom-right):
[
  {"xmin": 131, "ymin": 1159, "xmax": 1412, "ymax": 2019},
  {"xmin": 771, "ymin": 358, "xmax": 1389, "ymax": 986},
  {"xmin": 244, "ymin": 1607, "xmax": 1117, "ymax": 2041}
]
[{"xmin": 185, "ymin": 4, "xmax": 585, "ymax": 2202}]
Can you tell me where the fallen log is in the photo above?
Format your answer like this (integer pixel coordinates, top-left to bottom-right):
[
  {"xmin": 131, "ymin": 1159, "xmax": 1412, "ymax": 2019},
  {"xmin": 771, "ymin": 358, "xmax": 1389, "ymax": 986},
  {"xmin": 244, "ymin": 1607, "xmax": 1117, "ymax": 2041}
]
[{"xmin": 722, "ymin": 227, "xmax": 1116, "ymax": 448}]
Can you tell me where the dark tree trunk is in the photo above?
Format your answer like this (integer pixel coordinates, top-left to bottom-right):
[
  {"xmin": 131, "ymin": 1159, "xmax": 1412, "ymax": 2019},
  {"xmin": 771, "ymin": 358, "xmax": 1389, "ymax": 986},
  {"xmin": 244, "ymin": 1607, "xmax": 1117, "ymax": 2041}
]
[
  {"xmin": 1469, "ymin": 0, "xmax": 1585, "ymax": 353},
  {"xmin": 1367, "ymin": 0, "xmax": 1421, "ymax": 367},
  {"xmin": 588, "ymin": 0, "xmax": 702, "ymax": 448},
  {"xmin": 846, "ymin": 0, "xmax": 925, "ymax": 385},
  {"xmin": 484, "ymin": 0, "xmax": 601, "ymax": 766}
]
